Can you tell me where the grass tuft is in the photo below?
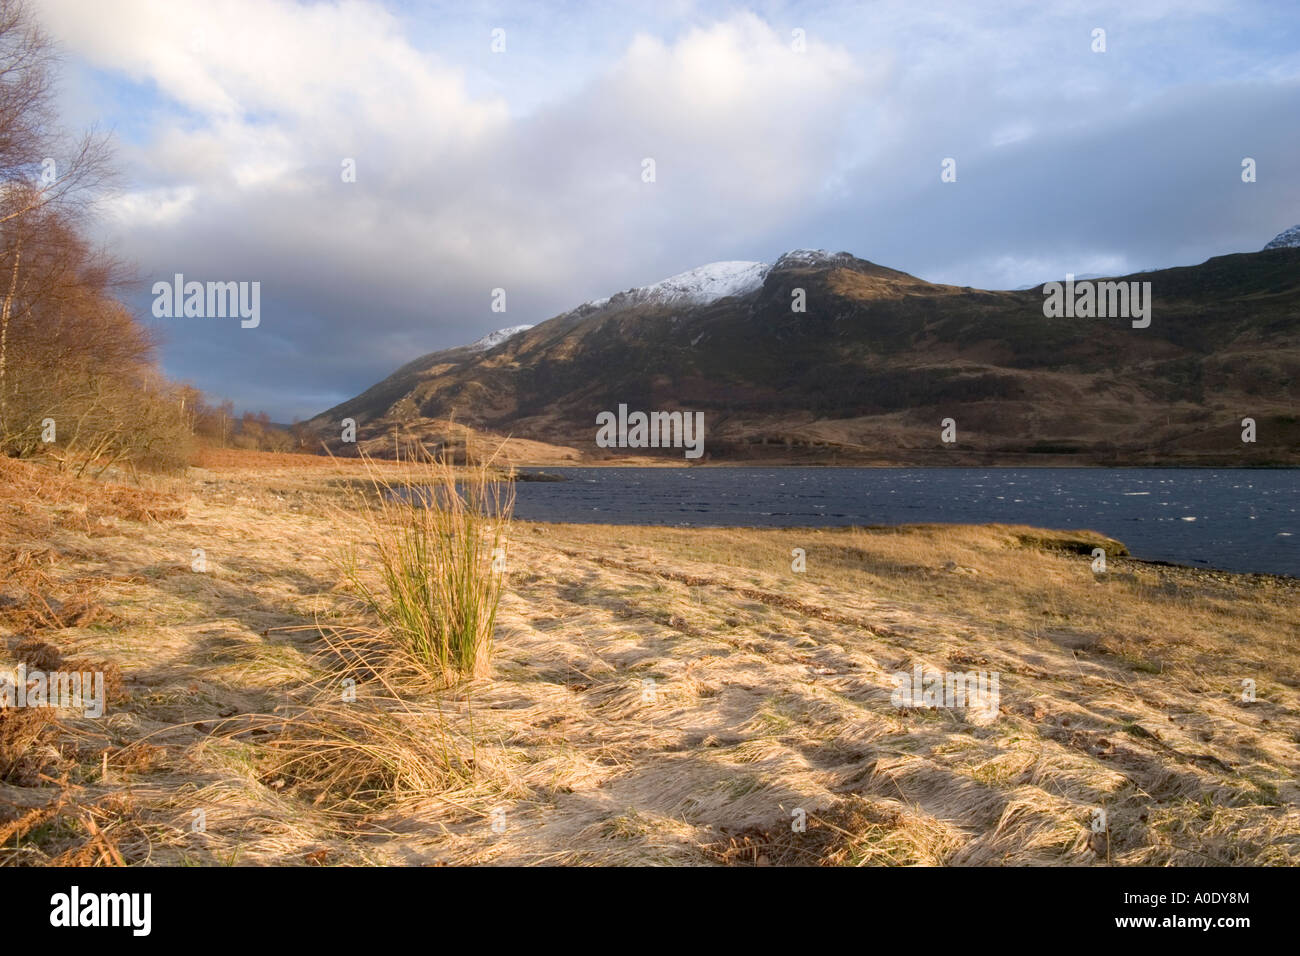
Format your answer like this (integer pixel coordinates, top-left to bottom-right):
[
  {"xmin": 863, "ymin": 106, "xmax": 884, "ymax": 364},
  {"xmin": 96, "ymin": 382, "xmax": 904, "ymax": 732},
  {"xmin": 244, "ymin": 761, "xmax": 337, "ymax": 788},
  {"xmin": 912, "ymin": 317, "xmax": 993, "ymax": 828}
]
[{"xmin": 338, "ymin": 442, "xmax": 514, "ymax": 684}]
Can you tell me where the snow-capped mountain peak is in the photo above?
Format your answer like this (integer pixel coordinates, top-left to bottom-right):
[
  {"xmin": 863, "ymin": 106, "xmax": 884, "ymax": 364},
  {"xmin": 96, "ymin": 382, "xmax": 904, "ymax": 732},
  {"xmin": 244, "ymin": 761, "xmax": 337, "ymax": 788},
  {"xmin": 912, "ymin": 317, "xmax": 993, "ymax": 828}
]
[
  {"xmin": 468, "ymin": 324, "xmax": 533, "ymax": 351},
  {"xmin": 1263, "ymin": 225, "xmax": 1300, "ymax": 250},
  {"xmin": 772, "ymin": 249, "xmax": 854, "ymax": 268}
]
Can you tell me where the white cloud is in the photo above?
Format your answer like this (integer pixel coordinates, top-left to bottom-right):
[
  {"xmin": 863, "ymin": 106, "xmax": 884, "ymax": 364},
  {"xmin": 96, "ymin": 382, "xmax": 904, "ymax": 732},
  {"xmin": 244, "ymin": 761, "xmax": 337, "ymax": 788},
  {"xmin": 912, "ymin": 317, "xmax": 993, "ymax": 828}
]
[
  {"xmin": 40, "ymin": 2, "xmax": 871, "ymax": 304},
  {"xmin": 104, "ymin": 185, "xmax": 198, "ymax": 227}
]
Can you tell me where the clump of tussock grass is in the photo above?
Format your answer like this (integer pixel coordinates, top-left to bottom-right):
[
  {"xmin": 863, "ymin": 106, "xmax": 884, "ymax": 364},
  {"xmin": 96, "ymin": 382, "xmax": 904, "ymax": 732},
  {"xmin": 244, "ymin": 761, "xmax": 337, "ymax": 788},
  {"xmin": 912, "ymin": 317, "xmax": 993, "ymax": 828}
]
[
  {"xmin": 249, "ymin": 627, "xmax": 529, "ymax": 821},
  {"xmin": 262, "ymin": 695, "xmax": 478, "ymax": 811},
  {"xmin": 227, "ymin": 589, "xmax": 523, "ymax": 822},
  {"xmin": 337, "ymin": 442, "xmax": 514, "ymax": 684}
]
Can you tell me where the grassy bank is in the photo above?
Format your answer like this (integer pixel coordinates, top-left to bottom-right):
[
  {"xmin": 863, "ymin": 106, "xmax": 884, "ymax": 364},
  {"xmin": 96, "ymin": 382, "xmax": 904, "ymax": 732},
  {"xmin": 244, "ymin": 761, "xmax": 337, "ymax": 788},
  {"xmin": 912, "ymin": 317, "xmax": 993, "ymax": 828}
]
[{"xmin": 1, "ymin": 449, "xmax": 1296, "ymax": 865}]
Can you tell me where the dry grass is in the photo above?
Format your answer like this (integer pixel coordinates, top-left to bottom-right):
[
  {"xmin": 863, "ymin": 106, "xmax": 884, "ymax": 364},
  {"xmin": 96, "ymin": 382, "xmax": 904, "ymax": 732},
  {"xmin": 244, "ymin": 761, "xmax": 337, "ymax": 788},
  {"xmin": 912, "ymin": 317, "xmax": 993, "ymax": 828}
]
[
  {"xmin": 0, "ymin": 456, "xmax": 185, "ymax": 536},
  {"xmin": 0, "ymin": 448, "xmax": 1296, "ymax": 866},
  {"xmin": 337, "ymin": 445, "xmax": 513, "ymax": 683},
  {"xmin": 194, "ymin": 447, "xmax": 352, "ymax": 471}
]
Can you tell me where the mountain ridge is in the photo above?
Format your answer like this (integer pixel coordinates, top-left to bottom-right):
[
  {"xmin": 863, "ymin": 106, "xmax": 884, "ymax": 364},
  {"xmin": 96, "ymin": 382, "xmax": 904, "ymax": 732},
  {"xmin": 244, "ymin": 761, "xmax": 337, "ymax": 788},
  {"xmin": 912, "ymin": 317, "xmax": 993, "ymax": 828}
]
[
  {"xmin": 311, "ymin": 243, "xmax": 1300, "ymax": 465},
  {"xmin": 1263, "ymin": 224, "xmax": 1300, "ymax": 250}
]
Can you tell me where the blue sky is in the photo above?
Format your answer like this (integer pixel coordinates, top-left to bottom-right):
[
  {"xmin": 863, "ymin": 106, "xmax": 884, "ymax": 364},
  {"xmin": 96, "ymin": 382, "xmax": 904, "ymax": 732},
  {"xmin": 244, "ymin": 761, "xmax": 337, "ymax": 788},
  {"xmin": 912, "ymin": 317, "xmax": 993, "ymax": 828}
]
[{"xmin": 34, "ymin": 0, "xmax": 1300, "ymax": 418}]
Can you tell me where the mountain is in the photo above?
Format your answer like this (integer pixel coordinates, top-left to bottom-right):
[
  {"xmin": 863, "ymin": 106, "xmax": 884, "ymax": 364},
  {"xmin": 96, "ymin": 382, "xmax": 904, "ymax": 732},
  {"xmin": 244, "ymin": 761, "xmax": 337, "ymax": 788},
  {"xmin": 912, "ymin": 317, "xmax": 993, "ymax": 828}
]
[
  {"xmin": 311, "ymin": 246, "xmax": 1300, "ymax": 465},
  {"xmin": 1264, "ymin": 225, "xmax": 1300, "ymax": 250}
]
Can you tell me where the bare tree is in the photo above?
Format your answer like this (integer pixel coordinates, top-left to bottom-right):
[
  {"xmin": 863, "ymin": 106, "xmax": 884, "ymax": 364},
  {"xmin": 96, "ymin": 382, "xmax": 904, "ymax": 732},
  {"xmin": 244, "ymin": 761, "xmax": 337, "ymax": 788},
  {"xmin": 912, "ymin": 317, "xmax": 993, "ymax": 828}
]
[{"xmin": 0, "ymin": 1, "xmax": 196, "ymax": 478}]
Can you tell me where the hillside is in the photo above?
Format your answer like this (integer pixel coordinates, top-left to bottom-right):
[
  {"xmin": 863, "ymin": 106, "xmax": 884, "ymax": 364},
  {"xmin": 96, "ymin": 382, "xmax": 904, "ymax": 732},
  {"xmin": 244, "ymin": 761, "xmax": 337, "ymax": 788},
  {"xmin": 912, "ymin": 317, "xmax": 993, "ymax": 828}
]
[{"xmin": 311, "ymin": 247, "xmax": 1300, "ymax": 465}]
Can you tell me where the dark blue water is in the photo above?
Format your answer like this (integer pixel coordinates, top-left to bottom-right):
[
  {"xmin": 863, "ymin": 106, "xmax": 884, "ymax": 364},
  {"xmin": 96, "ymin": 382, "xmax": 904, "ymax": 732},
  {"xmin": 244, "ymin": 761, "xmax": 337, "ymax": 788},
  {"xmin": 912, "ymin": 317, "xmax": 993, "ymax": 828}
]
[{"xmin": 512, "ymin": 468, "xmax": 1299, "ymax": 577}]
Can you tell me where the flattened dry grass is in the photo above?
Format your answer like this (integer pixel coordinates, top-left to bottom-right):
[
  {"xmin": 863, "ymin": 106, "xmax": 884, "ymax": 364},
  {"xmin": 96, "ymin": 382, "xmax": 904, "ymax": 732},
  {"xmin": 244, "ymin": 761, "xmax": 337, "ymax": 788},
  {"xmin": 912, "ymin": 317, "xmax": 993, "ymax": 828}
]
[
  {"xmin": 2, "ymin": 449, "xmax": 1297, "ymax": 867},
  {"xmin": 237, "ymin": 623, "xmax": 500, "ymax": 815},
  {"xmin": 505, "ymin": 520, "xmax": 1299, "ymax": 865},
  {"xmin": 566, "ymin": 520, "xmax": 1299, "ymax": 685}
]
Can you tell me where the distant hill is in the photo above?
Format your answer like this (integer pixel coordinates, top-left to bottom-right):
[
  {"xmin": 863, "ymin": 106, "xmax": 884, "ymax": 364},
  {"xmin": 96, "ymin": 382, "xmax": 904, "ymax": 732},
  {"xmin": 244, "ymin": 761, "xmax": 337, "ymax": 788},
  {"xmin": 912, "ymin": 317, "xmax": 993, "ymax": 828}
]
[{"xmin": 310, "ymin": 246, "xmax": 1300, "ymax": 465}]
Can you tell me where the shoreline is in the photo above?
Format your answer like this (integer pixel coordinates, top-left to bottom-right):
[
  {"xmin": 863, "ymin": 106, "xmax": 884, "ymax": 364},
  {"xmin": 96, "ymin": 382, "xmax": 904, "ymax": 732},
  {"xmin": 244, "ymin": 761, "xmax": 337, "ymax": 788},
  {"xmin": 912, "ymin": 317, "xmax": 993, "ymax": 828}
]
[
  {"xmin": 505, "ymin": 466, "xmax": 1299, "ymax": 580},
  {"xmin": 514, "ymin": 516, "xmax": 1300, "ymax": 585}
]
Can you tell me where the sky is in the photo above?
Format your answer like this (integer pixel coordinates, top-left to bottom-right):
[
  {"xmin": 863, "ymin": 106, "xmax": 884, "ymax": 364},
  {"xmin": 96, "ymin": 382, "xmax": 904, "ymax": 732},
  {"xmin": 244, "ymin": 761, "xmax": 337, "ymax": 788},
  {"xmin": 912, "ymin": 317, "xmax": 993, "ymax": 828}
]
[{"xmin": 33, "ymin": 0, "xmax": 1300, "ymax": 419}]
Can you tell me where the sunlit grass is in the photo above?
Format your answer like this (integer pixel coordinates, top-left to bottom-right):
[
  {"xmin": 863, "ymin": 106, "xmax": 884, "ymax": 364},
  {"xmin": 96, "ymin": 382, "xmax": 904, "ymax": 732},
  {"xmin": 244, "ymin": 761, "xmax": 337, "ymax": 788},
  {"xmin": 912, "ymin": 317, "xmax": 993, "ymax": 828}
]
[{"xmin": 340, "ymin": 442, "xmax": 514, "ymax": 683}]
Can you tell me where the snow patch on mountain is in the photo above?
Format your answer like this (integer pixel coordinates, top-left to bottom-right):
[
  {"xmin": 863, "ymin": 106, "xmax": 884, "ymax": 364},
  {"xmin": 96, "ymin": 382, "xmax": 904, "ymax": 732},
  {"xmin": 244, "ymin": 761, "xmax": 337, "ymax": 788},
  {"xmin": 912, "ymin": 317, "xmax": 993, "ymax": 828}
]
[
  {"xmin": 587, "ymin": 260, "xmax": 770, "ymax": 311},
  {"xmin": 773, "ymin": 249, "xmax": 854, "ymax": 268},
  {"xmin": 638, "ymin": 260, "xmax": 770, "ymax": 304},
  {"xmin": 570, "ymin": 250, "xmax": 868, "ymax": 317},
  {"xmin": 1263, "ymin": 225, "xmax": 1300, "ymax": 250},
  {"xmin": 468, "ymin": 325, "xmax": 533, "ymax": 351}
]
